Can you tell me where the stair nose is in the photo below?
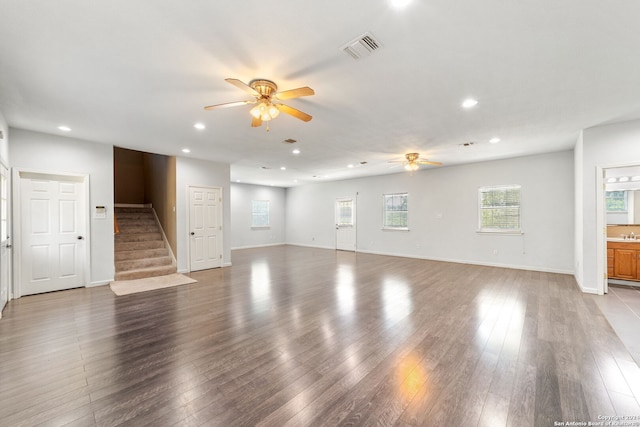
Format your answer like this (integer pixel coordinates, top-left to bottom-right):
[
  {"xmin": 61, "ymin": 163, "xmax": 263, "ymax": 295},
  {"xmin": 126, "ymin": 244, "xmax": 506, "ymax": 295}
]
[
  {"xmin": 115, "ymin": 264, "xmax": 177, "ymax": 281},
  {"xmin": 116, "ymin": 255, "xmax": 173, "ymax": 272}
]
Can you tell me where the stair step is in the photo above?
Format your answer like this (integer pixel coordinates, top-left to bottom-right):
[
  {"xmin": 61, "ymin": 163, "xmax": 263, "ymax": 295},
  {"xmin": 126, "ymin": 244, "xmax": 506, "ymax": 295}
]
[
  {"xmin": 115, "ymin": 207, "xmax": 153, "ymax": 214},
  {"xmin": 115, "ymin": 213, "xmax": 156, "ymax": 220},
  {"xmin": 115, "ymin": 264, "xmax": 177, "ymax": 281},
  {"xmin": 116, "ymin": 255, "xmax": 172, "ymax": 272},
  {"xmin": 115, "ymin": 248, "xmax": 169, "ymax": 261},
  {"xmin": 117, "ymin": 226, "xmax": 160, "ymax": 234},
  {"xmin": 115, "ymin": 232, "xmax": 163, "ymax": 243},
  {"xmin": 118, "ymin": 219, "xmax": 157, "ymax": 227},
  {"xmin": 115, "ymin": 240, "xmax": 166, "ymax": 252}
]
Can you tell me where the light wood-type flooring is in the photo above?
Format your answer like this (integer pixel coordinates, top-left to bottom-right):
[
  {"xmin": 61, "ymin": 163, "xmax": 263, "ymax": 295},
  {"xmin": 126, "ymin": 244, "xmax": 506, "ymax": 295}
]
[{"xmin": 1, "ymin": 245, "xmax": 640, "ymax": 426}]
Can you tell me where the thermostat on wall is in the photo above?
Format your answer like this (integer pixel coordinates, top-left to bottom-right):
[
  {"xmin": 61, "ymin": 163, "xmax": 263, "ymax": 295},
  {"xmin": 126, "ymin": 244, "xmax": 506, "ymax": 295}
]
[{"xmin": 95, "ymin": 205, "xmax": 107, "ymax": 219}]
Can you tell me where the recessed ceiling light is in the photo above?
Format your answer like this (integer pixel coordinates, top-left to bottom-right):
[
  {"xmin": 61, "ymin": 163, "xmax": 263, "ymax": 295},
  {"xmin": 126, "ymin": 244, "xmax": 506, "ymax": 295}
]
[
  {"xmin": 292, "ymin": 149, "xmax": 301, "ymax": 154},
  {"xmin": 236, "ymin": 180, "xmax": 241, "ymax": 183},
  {"xmin": 58, "ymin": 125, "xmax": 71, "ymax": 132},
  {"xmin": 194, "ymin": 123, "xmax": 205, "ymax": 130},
  {"xmin": 632, "ymin": 176, "xmax": 640, "ymax": 182},
  {"xmin": 293, "ymin": 179, "xmax": 298, "ymax": 183},
  {"xmin": 489, "ymin": 137, "xmax": 500, "ymax": 144},
  {"xmin": 348, "ymin": 164, "xmax": 354, "ymax": 168},
  {"xmin": 462, "ymin": 98, "xmax": 478, "ymax": 108},
  {"xmin": 618, "ymin": 177, "xmax": 630, "ymax": 182},
  {"xmin": 280, "ymin": 166, "xmax": 287, "ymax": 171},
  {"xmin": 182, "ymin": 148, "xmax": 191, "ymax": 153},
  {"xmin": 607, "ymin": 177, "xmax": 617, "ymax": 183}
]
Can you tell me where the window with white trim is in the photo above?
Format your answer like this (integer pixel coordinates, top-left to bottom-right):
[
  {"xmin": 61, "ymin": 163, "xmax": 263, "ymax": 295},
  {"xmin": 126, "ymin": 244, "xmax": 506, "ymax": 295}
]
[
  {"xmin": 605, "ymin": 191, "xmax": 627, "ymax": 212},
  {"xmin": 478, "ymin": 185, "xmax": 521, "ymax": 233},
  {"xmin": 383, "ymin": 193, "xmax": 408, "ymax": 229},
  {"xmin": 251, "ymin": 200, "xmax": 270, "ymax": 227}
]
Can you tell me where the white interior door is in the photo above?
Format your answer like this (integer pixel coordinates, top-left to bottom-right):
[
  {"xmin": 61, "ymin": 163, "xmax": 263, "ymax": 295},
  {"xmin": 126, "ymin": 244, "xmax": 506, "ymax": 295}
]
[
  {"xmin": 19, "ymin": 173, "xmax": 86, "ymax": 296},
  {"xmin": 336, "ymin": 197, "xmax": 356, "ymax": 251},
  {"xmin": 0, "ymin": 164, "xmax": 10, "ymax": 314},
  {"xmin": 189, "ymin": 186, "xmax": 222, "ymax": 271}
]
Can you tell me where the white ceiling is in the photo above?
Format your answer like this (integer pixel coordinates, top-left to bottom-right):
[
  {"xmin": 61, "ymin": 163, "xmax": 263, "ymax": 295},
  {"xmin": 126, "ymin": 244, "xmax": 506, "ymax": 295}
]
[{"xmin": 2, "ymin": 0, "xmax": 640, "ymax": 187}]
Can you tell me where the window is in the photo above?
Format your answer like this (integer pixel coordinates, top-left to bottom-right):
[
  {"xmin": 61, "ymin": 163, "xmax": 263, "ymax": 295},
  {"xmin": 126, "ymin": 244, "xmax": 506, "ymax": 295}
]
[
  {"xmin": 383, "ymin": 193, "xmax": 408, "ymax": 229},
  {"xmin": 478, "ymin": 185, "xmax": 521, "ymax": 233},
  {"xmin": 336, "ymin": 199, "xmax": 354, "ymax": 226},
  {"xmin": 606, "ymin": 191, "xmax": 627, "ymax": 212},
  {"xmin": 251, "ymin": 200, "xmax": 270, "ymax": 227}
]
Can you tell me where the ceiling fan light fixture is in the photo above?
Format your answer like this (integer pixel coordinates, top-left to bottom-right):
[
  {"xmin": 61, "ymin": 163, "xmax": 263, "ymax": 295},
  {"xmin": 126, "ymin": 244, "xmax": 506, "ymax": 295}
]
[
  {"xmin": 251, "ymin": 100, "xmax": 279, "ymax": 121},
  {"xmin": 405, "ymin": 162, "xmax": 419, "ymax": 171}
]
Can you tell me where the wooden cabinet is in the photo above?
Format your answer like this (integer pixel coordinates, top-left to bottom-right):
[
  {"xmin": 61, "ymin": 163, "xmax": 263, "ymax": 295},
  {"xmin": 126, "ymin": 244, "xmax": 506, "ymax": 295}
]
[
  {"xmin": 614, "ymin": 249, "xmax": 637, "ymax": 280},
  {"xmin": 607, "ymin": 248, "xmax": 614, "ymax": 277},
  {"xmin": 608, "ymin": 241, "xmax": 640, "ymax": 281}
]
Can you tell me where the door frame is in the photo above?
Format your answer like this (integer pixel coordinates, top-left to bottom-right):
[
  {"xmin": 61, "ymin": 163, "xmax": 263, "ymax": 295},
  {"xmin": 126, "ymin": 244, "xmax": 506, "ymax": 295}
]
[
  {"xmin": 187, "ymin": 185, "xmax": 223, "ymax": 272},
  {"xmin": 596, "ymin": 161, "xmax": 640, "ymax": 295},
  {"xmin": 0, "ymin": 161, "xmax": 11, "ymax": 313},
  {"xmin": 12, "ymin": 168, "xmax": 90, "ymax": 298}
]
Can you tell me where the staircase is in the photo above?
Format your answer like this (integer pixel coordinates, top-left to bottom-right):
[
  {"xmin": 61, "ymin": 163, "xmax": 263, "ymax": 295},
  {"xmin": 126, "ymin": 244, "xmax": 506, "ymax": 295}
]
[{"xmin": 114, "ymin": 207, "xmax": 176, "ymax": 281}]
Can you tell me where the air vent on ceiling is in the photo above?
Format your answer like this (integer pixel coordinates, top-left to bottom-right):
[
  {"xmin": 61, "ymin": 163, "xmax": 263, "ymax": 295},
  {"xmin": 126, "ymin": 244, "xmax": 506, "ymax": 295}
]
[
  {"xmin": 342, "ymin": 32, "xmax": 383, "ymax": 60},
  {"xmin": 282, "ymin": 138, "xmax": 297, "ymax": 144}
]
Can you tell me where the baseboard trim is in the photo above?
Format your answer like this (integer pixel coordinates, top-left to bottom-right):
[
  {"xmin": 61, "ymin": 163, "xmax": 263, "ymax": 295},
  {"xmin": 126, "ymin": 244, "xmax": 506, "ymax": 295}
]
[
  {"xmin": 231, "ymin": 243, "xmax": 286, "ymax": 250},
  {"xmin": 88, "ymin": 280, "xmax": 112, "ymax": 287}
]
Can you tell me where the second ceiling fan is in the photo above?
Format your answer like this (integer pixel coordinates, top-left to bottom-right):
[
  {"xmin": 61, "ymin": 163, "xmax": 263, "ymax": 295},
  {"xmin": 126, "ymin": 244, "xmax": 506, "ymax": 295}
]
[{"xmin": 204, "ymin": 78, "xmax": 314, "ymax": 128}]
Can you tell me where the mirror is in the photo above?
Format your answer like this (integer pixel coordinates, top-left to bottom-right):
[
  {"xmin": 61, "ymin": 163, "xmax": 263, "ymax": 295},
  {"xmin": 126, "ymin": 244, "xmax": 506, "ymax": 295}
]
[{"xmin": 605, "ymin": 166, "xmax": 640, "ymax": 225}]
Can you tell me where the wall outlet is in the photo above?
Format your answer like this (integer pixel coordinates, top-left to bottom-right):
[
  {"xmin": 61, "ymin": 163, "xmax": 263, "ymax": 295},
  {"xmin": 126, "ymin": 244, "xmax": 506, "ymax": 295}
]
[{"xmin": 493, "ymin": 249, "xmax": 499, "ymax": 255}]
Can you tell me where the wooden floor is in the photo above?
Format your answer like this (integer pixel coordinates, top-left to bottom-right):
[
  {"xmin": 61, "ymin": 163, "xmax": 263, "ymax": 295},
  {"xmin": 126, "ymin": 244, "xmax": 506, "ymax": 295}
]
[{"xmin": 1, "ymin": 246, "xmax": 640, "ymax": 427}]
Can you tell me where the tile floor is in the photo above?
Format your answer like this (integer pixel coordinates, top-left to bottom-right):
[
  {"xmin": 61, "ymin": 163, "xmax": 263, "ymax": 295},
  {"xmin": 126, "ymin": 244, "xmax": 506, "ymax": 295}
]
[{"xmin": 595, "ymin": 284, "xmax": 640, "ymax": 366}]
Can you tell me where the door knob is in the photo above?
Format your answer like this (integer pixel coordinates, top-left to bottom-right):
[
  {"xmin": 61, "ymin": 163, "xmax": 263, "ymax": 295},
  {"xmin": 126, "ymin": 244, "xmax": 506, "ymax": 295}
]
[
  {"xmin": 77, "ymin": 236, "xmax": 84, "ymax": 240},
  {"xmin": 190, "ymin": 232, "xmax": 195, "ymax": 236}
]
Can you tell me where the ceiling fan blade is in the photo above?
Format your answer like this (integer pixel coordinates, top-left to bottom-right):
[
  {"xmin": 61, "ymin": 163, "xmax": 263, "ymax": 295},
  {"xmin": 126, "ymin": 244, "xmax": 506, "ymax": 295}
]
[
  {"xmin": 225, "ymin": 78, "xmax": 260, "ymax": 97},
  {"xmin": 274, "ymin": 86, "xmax": 315, "ymax": 100},
  {"xmin": 275, "ymin": 103, "xmax": 312, "ymax": 122},
  {"xmin": 251, "ymin": 116, "xmax": 262, "ymax": 127},
  {"xmin": 418, "ymin": 160, "xmax": 443, "ymax": 166},
  {"xmin": 204, "ymin": 100, "xmax": 254, "ymax": 110}
]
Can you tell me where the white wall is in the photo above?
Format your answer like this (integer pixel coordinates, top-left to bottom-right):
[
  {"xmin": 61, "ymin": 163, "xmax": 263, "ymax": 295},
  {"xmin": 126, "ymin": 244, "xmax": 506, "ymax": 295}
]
[
  {"xmin": 230, "ymin": 183, "xmax": 286, "ymax": 249},
  {"xmin": 175, "ymin": 156, "xmax": 230, "ymax": 271},
  {"xmin": 9, "ymin": 128, "xmax": 114, "ymax": 286},
  {"xmin": 578, "ymin": 118, "xmax": 640, "ymax": 293},
  {"xmin": 287, "ymin": 150, "xmax": 575, "ymax": 273}
]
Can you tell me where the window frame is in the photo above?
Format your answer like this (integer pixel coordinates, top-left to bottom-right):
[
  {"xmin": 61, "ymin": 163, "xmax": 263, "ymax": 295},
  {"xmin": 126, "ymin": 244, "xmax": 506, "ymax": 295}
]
[
  {"xmin": 477, "ymin": 185, "xmax": 523, "ymax": 234},
  {"xmin": 382, "ymin": 192, "xmax": 409, "ymax": 231},
  {"xmin": 605, "ymin": 191, "xmax": 627, "ymax": 212},
  {"xmin": 251, "ymin": 199, "xmax": 270, "ymax": 228}
]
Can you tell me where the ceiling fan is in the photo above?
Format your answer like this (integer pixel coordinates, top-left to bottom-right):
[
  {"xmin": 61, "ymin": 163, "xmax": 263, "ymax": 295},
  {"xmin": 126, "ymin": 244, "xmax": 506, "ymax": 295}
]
[
  {"xmin": 389, "ymin": 153, "xmax": 442, "ymax": 172},
  {"xmin": 204, "ymin": 78, "xmax": 314, "ymax": 128}
]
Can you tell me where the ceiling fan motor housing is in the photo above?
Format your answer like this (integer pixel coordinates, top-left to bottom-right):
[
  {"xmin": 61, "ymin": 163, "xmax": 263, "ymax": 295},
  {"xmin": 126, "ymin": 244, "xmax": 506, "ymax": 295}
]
[{"xmin": 250, "ymin": 79, "xmax": 278, "ymax": 98}]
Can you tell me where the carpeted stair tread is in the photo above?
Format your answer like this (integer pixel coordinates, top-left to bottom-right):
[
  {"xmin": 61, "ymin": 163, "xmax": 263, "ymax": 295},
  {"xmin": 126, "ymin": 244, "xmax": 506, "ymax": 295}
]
[
  {"xmin": 115, "ymin": 264, "xmax": 177, "ymax": 281},
  {"xmin": 115, "ymin": 240, "xmax": 165, "ymax": 251},
  {"xmin": 115, "ymin": 207, "xmax": 154, "ymax": 214},
  {"xmin": 115, "ymin": 248, "xmax": 169, "ymax": 261},
  {"xmin": 115, "ymin": 232, "xmax": 163, "ymax": 243},
  {"xmin": 116, "ymin": 255, "xmax": 172, "ymax": 271},
  {"xmin": 117, "ymin": 225, "xmax": 162, "ymax": 234}
]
